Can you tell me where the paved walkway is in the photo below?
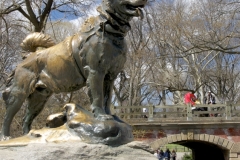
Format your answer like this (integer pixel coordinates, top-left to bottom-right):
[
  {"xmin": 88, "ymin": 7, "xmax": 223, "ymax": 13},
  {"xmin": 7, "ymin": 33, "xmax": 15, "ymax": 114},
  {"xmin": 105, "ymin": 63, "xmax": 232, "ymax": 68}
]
[
  {"xmin": 176, "ymin": 152, "xmax": 191, "ymax": 160},
  {"xmin": 153, "ymin": 152, "xmax": 191, "ymax": 160}
]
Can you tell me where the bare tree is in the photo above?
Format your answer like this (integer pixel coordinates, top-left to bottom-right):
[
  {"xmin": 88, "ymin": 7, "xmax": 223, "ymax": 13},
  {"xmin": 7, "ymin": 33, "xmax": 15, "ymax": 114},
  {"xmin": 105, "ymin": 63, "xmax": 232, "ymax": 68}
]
[
  {"xmin": 0, "ymin": 0, "xmax": 92, "ymax": 32},
  {"xmin": 113, "ymin": 16, "xmax": 156, "ymax": 106},
  {"xmin": 125, "ymin": 0, "xmax": 240, "ymax": 104}
]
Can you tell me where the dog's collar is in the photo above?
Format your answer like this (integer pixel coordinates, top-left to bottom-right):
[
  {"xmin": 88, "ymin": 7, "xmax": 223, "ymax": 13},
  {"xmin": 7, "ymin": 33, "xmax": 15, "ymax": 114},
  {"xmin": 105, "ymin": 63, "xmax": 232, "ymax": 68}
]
[{"xmin": 97, "ymin": 6, "xmax": 131, "ymax": 37}]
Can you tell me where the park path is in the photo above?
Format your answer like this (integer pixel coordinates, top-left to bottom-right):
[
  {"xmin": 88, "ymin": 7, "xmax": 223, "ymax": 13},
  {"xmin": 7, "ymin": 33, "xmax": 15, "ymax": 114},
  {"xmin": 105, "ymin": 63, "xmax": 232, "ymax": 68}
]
[{"xmin": 176, "ymin": 152, "xmax": 191, "ymax": 160}]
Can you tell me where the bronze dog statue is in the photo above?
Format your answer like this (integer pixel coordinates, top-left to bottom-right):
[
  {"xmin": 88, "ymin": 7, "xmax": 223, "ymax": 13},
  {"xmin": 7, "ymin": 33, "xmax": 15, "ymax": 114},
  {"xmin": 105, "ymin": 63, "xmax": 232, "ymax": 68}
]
[{"xmin": 1, "ymin": 0, "xmax": 147, "ymax": 139}]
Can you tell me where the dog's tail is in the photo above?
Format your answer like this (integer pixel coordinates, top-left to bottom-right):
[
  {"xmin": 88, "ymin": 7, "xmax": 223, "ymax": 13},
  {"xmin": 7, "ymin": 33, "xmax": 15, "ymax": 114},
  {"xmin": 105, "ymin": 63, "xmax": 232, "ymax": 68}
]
[{"xmin": 20, "ymin": 32, "xmax": 56, "ymax": 52}]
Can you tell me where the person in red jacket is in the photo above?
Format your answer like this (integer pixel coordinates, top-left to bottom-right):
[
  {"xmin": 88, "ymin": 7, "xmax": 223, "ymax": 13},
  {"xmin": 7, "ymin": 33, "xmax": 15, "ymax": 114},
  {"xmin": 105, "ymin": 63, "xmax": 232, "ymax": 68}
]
[{"xmin": 184, "ymin": 91, "xmax": 197, "ymax": 106}]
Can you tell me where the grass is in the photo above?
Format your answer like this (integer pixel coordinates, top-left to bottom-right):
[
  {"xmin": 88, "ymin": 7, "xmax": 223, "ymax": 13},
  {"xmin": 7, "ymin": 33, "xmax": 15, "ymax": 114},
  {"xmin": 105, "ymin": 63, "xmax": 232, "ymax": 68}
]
[{"xmin": 161, "ymin": 144, "xmax": 192, "ymax": 152}]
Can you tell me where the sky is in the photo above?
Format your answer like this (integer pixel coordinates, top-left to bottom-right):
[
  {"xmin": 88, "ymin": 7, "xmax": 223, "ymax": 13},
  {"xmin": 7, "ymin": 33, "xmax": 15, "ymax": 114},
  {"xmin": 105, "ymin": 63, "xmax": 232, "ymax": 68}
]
[
  {"xmin": 50, "ymin": 1, "xmax": 100, "ymax": 20},
  {"xmin": 50, "ymin": 1, "xmax": 100, "ymax": 27},
  {"xmin": 52, "ymin": 0, "xmax": 197, "ymax": 27}
]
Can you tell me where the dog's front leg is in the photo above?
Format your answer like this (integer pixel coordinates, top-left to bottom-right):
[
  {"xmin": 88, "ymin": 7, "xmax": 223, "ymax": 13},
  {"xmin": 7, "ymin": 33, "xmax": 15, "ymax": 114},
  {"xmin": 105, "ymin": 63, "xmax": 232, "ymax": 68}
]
[
  {"xmin": 85, "ymin": 66, "xmax": 113, "ymax": 120},
  {"xmin": 103, "ymin": 77, "xmax": 114, "ymax": 115}
]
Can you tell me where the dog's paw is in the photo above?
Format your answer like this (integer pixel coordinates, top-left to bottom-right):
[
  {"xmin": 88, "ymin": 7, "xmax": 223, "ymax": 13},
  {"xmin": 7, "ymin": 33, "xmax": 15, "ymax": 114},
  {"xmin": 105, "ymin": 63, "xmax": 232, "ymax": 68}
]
[
  {"xmin": 92, "ymin": 106, "xmax": 113, "ymax": 121},
  {"xmin": 0, "ymin": 135, "xmax": 11, "ymax": 141}
]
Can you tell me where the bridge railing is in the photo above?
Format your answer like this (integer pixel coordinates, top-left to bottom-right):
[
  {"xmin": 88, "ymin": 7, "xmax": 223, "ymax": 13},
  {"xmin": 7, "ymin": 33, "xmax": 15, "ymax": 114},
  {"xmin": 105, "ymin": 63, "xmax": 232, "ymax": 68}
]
[{"xmin": 113, "ymin": 102, "xmax": 240, "ymax": 123}]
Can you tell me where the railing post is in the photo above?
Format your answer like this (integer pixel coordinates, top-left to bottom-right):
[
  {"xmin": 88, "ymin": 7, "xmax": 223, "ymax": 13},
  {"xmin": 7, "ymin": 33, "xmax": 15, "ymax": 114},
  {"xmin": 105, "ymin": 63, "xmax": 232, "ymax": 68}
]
[
  {"xmin": 148, "ymin": 105, "xmax": 154, "ymax": 121},
  {"xmin": 127, "ymin": 107, "xmax": 130, "ymax": 119},
  {"xmin": 163, "ymin": 107, "xmax": 166, "ymax": 118},
  {"xmin": 187, "ymin": 103, "xmax": 192, "ymax": 121},
  {"xmin": 225, "ymin": 101, "xmax": 232, "ymax": 120}
]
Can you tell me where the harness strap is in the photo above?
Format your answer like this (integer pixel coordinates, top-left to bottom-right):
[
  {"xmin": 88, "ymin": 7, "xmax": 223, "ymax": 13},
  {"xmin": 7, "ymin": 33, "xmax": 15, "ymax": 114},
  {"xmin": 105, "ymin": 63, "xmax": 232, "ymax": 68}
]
[
  {"xmin": 71, "ymin": 26, "xmax": 99, "ymax": 81},
  {"xmin": 70, "ymin": 35, "xmax": 87, "ymax": 81}
]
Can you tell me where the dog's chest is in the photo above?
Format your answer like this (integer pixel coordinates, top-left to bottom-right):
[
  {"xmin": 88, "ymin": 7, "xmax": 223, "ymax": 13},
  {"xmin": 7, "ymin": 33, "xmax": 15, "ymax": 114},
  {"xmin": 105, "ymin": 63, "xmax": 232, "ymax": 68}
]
[
  {"xmin": 100, "ymin": 34, "xmax": 126, "ymax": 71},
  {"xmin": 82, "ymin": 32, "xmax": 127, "ymax": 74}
]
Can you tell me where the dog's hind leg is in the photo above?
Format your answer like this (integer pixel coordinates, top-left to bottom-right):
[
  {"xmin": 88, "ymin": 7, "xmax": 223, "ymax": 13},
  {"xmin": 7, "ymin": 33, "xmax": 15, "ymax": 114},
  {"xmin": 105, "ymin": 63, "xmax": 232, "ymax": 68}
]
[
  {"xmin": 1, "ymin": 69, "xmax": 38, "ymax": 139},
  {"xmin": 22, "ymin": 88, "xmax": 52, "ymax": 134},
  {"xmin": 1, "ymin": 85, "xmax": 29, "ymax": 138}
]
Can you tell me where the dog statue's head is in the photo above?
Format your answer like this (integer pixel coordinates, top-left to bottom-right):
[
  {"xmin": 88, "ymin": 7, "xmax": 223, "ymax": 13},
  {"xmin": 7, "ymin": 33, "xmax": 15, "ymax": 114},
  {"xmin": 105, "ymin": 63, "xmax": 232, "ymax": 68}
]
[
  {"xmin": 101, "ymin": 0, "xmax": 147, "ymax": 24},
  {"xmin": 95, "ymin": 0, "xmax": 147, "ymax": 36}
]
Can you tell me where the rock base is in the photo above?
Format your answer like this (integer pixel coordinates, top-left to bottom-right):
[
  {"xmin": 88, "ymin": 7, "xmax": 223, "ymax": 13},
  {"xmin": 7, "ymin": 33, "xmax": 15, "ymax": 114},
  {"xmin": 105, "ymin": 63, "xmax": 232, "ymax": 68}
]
[{"xmin": 0, "ymin": 103, "xmax": 133, "ymax": 146}]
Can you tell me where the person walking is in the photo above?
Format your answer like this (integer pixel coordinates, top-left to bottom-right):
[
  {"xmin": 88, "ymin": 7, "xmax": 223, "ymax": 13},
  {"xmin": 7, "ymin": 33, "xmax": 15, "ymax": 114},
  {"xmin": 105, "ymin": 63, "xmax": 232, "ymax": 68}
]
[
  {"xmin": 205, "ymin": 91, "xmax": 216, "ymax": 104},
  {"xmin": 154, "ymin": 150, "xmax": 159, "ymax": 158},
  {"xmin": 159, "ymin": 149, "xmax": 164, "ymax": 160},
  {"xmin": 184, "ymin": 91, "xmax": 197, "ymax": 106},
  {"xmin": 164, "ymin": 148, "xmax": 171, "ymax": 160},
  {"xmin": 205, "ymin": 91, "xmax": 216, "ymax": 116},
  {"xmin": 184, "ymin": 91, "xmax": 200, "ymax": 116},
  {"xmin": 171, "ymin": 150, "xmax": 177, "ymax": 160}
]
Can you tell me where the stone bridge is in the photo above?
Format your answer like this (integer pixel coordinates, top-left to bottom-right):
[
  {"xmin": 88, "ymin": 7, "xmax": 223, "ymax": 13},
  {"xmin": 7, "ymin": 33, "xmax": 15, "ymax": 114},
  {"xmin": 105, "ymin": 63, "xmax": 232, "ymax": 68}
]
[{"xmin": 113, "ymin": 103, "xmax": 240, "ymax": 160}]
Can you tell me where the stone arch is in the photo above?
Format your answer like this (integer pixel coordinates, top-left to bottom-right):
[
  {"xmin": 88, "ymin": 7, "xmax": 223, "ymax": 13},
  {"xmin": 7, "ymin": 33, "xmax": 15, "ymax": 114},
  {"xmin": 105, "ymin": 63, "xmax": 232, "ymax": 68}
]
[
  {"xmin": 150, "ymin": 133, "xmax": 234, "ymax": 151},
  {"xmin": 149, "ymin": 133, "xmax": 236, "ymax": 160}
]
